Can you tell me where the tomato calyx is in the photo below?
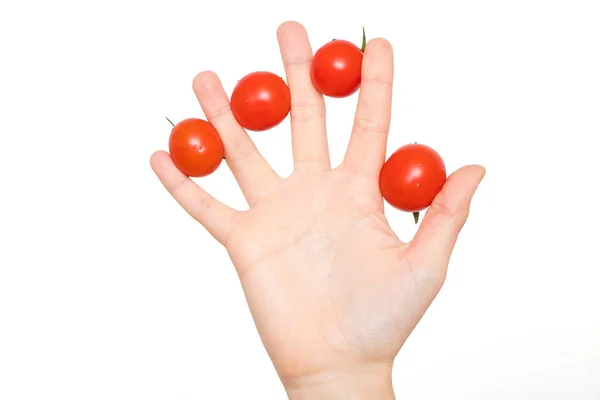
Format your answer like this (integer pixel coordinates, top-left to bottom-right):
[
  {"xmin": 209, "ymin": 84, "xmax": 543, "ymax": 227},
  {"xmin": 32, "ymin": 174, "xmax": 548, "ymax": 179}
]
[
  {"xmin": 360, "ymin": 26, "xmax": 366, "ymax": 52},
  {"xmin": 330, "ymin": 27, "xmax": 365, "ymax": 50},
  {"xmin": 413, "ymin": 211, "xmax": 420, "ymax": 224}
]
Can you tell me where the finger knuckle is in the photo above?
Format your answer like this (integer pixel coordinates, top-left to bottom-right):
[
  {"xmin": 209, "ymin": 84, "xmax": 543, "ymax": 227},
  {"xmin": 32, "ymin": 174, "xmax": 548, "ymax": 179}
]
[
  {"xmin": 353, "ymin": 114, "xmax": 390, "ymax": 135},
  {"xmin": 361, "ymin": 75, "xmax": 393, "ymax": 88},
  {"xmin": 429, "ymin": 201, "xmax": 458, "ymax": 219},
  {"xmin": 166, "ymin": 174, "xmax": 189, "ymax": 194},
  {"xmin": 283, "ymin": 56, "xmax": 312, "ymax": 68},
  {"xmin": 206, "ymin": 104, "xmax": 232, "ymax": 120},
  {"xmin": 197, "ymin": 193, "xmax": 216, "ymax": 211},
  {"xmin": 290, "ymin": 101, "xmax": 325, "ymax": 123}
]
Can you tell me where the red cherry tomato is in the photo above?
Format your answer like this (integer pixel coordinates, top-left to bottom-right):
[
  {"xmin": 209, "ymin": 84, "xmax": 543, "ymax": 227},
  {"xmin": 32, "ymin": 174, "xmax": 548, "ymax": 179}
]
[
  {"xmin": 379, "ymin": 143, "xmax": 447, "ymax": 221},
  {"xmin": 230, "ymin": 71, "xmax": 291, "ymax": 131},
  {"xmin": 168, "ymin": 118, "xmax": 224, "ymax": 177},
  {"xmin": 310, "ymin": 29, "xmax": 366, "ymax": 98}
]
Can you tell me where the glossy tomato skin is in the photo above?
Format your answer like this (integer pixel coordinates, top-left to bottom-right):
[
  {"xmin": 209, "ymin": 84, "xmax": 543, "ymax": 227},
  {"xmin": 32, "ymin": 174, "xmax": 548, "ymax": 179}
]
[
  {"xmin": 230, "ymin": 71, "xmax": 291, "ymax": 131},
  {"xmin": 310, "ymin": 39, "xmax": 363, "ymax": 98},
  {"xmin": 168, "ymin": 118, "xmax": 224, "ymax": 177},
  {"xmin": 379, "ymin": 143, "xmax": 447, "ymax": 212}
]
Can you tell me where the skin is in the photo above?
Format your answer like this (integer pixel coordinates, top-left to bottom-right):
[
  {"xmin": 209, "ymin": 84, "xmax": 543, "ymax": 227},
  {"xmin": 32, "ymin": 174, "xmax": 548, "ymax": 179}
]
[{"xmin": 150, "ymin": 21, "xmax": 485, "ymax": 399}]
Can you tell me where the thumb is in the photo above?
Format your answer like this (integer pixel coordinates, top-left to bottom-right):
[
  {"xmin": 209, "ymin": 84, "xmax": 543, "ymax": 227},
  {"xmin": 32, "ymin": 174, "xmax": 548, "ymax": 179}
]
[{"xmin": 409, "ymin": 164, "xmax": 486, "ymax": 267}]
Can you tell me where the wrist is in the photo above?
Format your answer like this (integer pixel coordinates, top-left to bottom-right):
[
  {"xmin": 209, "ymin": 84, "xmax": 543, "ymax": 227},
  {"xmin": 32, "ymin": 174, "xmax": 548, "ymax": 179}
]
[{"xmin": 284, "ymin": 363, "xmax": 395, "ymax": 400}]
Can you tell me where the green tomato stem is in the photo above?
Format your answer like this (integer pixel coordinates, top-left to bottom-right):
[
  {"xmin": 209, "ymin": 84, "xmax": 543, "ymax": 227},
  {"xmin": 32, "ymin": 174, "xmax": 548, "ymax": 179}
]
[
  {"xmin": 360, "ymin": 27, "xmax": 366, "ymax": 52},
  {"xmin": 413, "ymin": 211, "xmax": 420, "ymax": 224},
  {"xmin": 165, "ymin": 117, "xmax": 175, "ymax": 127}
]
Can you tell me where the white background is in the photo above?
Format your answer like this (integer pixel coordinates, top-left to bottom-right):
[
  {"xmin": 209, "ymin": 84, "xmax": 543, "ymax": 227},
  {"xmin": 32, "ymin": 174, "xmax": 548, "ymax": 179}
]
[{"xmin": 1, "ymin": 0, "xmax": 599, "ymax": 399}]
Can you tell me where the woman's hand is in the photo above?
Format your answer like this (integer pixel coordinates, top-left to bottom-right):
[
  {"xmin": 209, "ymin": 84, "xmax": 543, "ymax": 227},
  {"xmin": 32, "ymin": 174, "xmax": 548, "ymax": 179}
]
[{"xmin": 151, "ymin": 21, "xmax": 484, "ymax": 399}]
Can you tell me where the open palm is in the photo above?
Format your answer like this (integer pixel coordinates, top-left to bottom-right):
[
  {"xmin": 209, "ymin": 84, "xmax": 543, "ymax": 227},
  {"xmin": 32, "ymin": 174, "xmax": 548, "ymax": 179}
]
[{"xmin": 151, "ymin": 21, "xmax": 484, "ymax": 396}]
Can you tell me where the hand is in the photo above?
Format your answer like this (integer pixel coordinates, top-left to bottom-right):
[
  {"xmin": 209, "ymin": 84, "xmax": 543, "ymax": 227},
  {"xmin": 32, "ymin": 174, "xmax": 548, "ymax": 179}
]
[{"xmin": 151, "ymin": 21, "xmax": 485, "ymax": 399}]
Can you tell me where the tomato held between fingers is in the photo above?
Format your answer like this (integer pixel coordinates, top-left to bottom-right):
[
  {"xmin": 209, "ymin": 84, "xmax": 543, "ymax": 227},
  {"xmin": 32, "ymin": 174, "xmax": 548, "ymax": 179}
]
[
  {"xmin": 379, "ymin": 143, "xmax": 447, "ymax": 223},
  {"xmin": 167, "ymin": 118, "xmax": 224, "ymax": 177},
  {"xmin": 310, "ymin": 28, "xmax": 366, "ymax": 98},
  {"xmin": 230, "ymin": 71, "xmax": 291, "ymax": 131}
]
